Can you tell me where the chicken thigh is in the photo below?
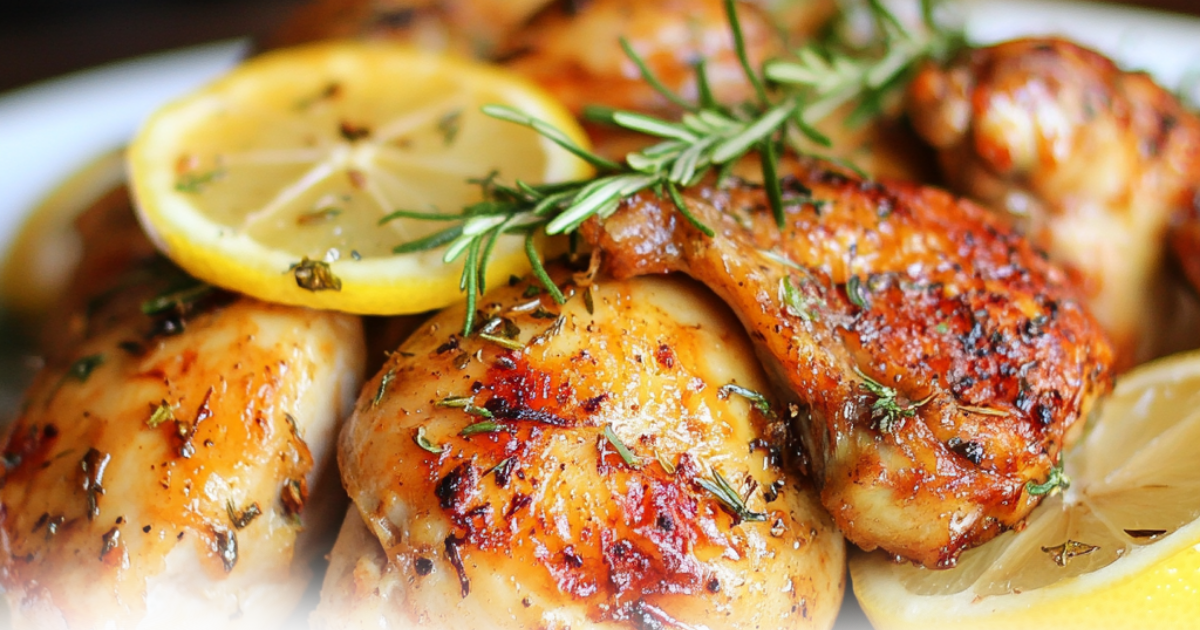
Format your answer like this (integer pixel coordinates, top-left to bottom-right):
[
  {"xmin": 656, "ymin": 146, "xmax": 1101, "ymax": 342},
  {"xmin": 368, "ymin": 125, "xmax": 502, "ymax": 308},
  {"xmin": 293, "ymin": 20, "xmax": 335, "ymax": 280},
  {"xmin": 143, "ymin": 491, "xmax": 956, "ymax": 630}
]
[
  {"xmin": 907, "ymin": 38, "xmax": 1200, "ymax": 369},
  {"xmin": 323, "ymin": 270, "xmax": 846, "ymax": 629},
  {"xmin": 0, "ymin": 199, "xmax": 366, "ymax": 629},
  {"xmin": 582, "ymin": 157, "xmax": 1114, "ymax": 568}
]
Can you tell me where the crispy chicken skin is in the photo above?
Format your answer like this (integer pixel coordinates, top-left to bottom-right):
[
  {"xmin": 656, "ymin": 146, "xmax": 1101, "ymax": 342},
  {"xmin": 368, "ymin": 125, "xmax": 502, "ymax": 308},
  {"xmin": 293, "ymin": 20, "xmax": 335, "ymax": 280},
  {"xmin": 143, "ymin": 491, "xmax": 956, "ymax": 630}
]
[
  {"xmin": 0, "ymin": 201, "xmax": 366, "ymax": 629},
  {"xmin": 907, "ymin": 38, "xmax": 1200, "ymax": 369},
  {"xmin": 326, "ymin": 271, "xmax": 846, "ymax": 629},
  {"xmin": 581, "ymin": 157, "xmax": 1114, "ymax": 568}
]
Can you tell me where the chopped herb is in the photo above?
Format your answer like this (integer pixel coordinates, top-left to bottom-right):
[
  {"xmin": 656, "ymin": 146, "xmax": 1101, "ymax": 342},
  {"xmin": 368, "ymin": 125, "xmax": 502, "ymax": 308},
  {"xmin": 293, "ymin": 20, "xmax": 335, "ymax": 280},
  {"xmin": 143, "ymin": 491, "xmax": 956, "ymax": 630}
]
[
  {"xmin": 854, "ymin": 366, "xmax": 934, "ymax": 433},
  {"xmin": 1026, "ymin": 463, "xmax": 1070, "ymax": 497},
  {"xmin": 530, "ymin": 315, "xmax": 566, "ymax": 346},
  {"xmin": 437, "ymin": 396, "xmax": 494, "ymax": 418},
  {"xmin": 437, "ymin": 109, "xmax": 463, "ymax": 145},
  {"xmin": 147, "ymin": 400, "xmax": 174, "ymax": 428},
  {"xmin": 67, "ymin": 354, "xmax": 104, "ymax": 383},
  {"xmin": 414, "ymin": 426, "xmax": 445, "ymax": 454},
  {"xmin": 522, "ymin": 284, "xmax": 542, "ymax": 298},
  {"xmin": 290, "ymin": 257, "xmax": 342, "ymax": 291},
  {"xmin": 460, "ymin": 420, "xmax": 504, "ymax": 437},
  {"xmin": 1041, "ymin": 540, "xmax": 1098, "ymax": 567},
  {"xmin": 583, "ymin": 285, "xmax": 595, "ymax": 315},
  {"xmin": 373, "ymin": 369, "xmax": 395, "ymax": 408},
  {"xmin": 718, "ymin": 383, "xmax": 775, "ymax": 417},
  {"xmin": 603, "ymin": 424, "xmax": 641, "ymax": 469},
  {"xmin": 846, "ymin": 274, "xmax": 869, "ymax": 308},
  {"xmin": 141, "ymin": 282, "xmax": 213, "ymax": 315},
  {"xmin": 226, "ymin": 501, "xmax": 262, "ymax": 529},
  {"xmin": 781, "ymin": 276, "xmax": 820, "ymax": 321},
  {"xmin": 935, "ymin": 321, "xmax": 950, "ymax": 334},
  {"xmin": 175, "ymin": 168, "xmax": 224, "ymax": 193},
  {"xmin": 478, "ymin": 333, "xmax": 524, "ymax": 351},
  {"xmin": 696, "ymin": 468, "xmax": 768, "ymax": 523}
]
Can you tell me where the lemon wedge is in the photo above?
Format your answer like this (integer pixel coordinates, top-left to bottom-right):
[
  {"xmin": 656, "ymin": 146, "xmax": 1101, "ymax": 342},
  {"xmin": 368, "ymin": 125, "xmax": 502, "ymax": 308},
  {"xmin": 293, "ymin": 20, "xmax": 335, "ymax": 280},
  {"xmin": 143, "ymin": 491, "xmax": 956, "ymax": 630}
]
[
  {"xmin": 128, "ymin": 41, "xmax": 591, "ymax": 314},
  {"xmin": 851, "ymin": 350, "xmax": 1200, "ymax": 630}
]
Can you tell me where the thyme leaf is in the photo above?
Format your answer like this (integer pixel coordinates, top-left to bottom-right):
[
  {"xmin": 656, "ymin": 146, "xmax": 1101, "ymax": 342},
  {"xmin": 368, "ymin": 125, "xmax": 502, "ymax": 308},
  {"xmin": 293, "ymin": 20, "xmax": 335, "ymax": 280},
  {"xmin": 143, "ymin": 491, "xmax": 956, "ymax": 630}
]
[
  {"xmin": 1026, "ymin": 463, "xmax": 1070, "ymax": 497},
  {"xmin": 854, "ymin": 366, "xmax": 934, "ymax": 433},
  {"xmin": 717, "ymin": 383, "xmax": 774, "ymax": 417}
]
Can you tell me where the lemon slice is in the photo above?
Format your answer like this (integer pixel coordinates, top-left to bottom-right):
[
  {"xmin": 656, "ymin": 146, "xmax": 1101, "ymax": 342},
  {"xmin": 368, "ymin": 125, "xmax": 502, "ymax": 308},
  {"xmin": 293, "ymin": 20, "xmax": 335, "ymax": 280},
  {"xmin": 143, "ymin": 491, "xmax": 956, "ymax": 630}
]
[
  {"xmin": 128, "ymin": 41, "xmax": 591, "ymax": 314},
  {"xmin": 851, "ymin": 350, "xmax": 1200, "ymax": 630}
]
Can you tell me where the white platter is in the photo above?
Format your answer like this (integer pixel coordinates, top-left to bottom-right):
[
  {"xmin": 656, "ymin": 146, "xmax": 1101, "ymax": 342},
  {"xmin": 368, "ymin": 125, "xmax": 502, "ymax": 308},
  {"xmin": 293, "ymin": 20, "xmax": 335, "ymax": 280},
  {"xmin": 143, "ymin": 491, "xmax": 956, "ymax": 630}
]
[{"xmin": 0, "ymin": 2, "xmax": 1198, "ymax": 629}]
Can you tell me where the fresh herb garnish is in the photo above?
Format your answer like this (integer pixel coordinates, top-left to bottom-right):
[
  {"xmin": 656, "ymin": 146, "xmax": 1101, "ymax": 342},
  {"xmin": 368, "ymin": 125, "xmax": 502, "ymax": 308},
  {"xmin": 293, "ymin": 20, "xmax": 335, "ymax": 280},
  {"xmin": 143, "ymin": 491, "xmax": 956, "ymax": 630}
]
[
  {"xmin": 696, "ymin": 468, "xmax": 768, "ymax": 523},
  {"xmin": 372, "ymin": 369, "xmax": 395, "ymax": 408},
  {"xmin": 854, "ymin": 365, "xmax": 934, "ymax": 433},
  {"xmin": 141, "ymin": 281, "xmax": 213, "ymax": 315},
  {"xmin": 1026, "ymin": 463, "xmax": 1070, "ymax": 497},
  {"xmin": 147, "ymin": 400, "xmax": 175, "ymax": 428},
  {"xmin": 717, "ymin": 383, "xmax": 774, "ymax": 417},
  {"xmin": 389, "ymin": 0, "xmax": 959, "ymax": 333},
  {"xmin": 460, "ymin": 420, "xmax": 504, "ymax": 437},
  {"xmin": 175, "ymin": 168, "xmax": 224, "ymax": 193},
  {"xmin": 414, "ymin": 426, "xmax": 445, "ymax": 454},
  {"xmin": 603, "ymin": 424, "xmax": 641, "ymax": 469},
  {"xmin": 438, "ymin": 396, "xmax": 494, "ymax": 418}
]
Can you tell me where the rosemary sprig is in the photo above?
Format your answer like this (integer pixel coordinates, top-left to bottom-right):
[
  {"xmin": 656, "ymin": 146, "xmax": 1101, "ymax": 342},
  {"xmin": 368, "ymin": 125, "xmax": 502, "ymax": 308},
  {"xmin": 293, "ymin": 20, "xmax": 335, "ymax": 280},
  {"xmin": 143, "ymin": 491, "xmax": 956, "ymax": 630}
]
[
  {"xmin": 853, "ymin": 366, "xmax": 934, "ymax": 433},
  {"xmin": 390, "ymin": 0, "xmax": 960, "ymax": 333},
  {"xmin": 697, "ymin": 468, "xmax": 768, "ymax": 523}
]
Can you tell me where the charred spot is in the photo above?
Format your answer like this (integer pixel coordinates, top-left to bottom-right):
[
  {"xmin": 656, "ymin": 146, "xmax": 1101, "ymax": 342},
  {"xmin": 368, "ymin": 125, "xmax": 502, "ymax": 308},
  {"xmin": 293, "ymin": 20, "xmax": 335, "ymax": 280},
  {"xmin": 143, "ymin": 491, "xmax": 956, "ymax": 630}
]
[
  {"xmin": 414, "ymin": 557, "xmax": 434, "ymax": 576},
  {"xmin": 763, "ymin": 479, "xmax": 786, "ymax": 503},
  {"xmin": 656, "ymin": 514, "xmax": 674, "ymax": 532},
  {"xmin": 492, "ymin": 457, "xmax": 516, "ymax": 488},
  {"xmin": 42, "ymin": 425, "xmax": 58, "ymax": 439},
  {"xmin": 494, "ymin": 355, "xmax": 517, "ymax": 370},
  {"xmin": 504, "ymin": 493, "xmax": 532, "ymax": 520},
  {"xmin": 581, "ymin": 393, "xmax": 609, "ymax": 414},
  {"xmin": 707, "ymin": 577, "xmax": 721, "ymax": 593},
  {"xmin": 483, "ymin": 396, "xmax": 570, "ymax": 427},
  {"xmin": 562, "ymin": 546, "xmax": 585, "ymax": 569},
  {"xmin": 654, "ymin": 344, "xmax": 675, "ymax": 368},
  {"xmin": 338, "ymin": 121, "xmax": 371, "ymax": 142},
  {"xmin": 947, "ymin": 437, "xmax": 985, "ymax": 465},
  {"xmin": 117, "ymin": 340, "xmax": 146, "ymax": 355},
  {"xmin": 748, "ymin": 438, "xmax": 782, "ymax": 467},
  {"xmin": 436, "ymin": 336, "xmax": 460, "ymax": 355},
  {"xmin": 436, "ymin": 463, "xmax": 479, "ymax": 511}
]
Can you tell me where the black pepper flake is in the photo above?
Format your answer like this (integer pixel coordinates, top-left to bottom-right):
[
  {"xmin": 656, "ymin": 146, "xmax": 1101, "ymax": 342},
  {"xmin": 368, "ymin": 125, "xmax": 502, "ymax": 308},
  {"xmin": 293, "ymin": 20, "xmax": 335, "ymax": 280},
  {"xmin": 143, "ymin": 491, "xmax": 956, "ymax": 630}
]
[
  {"xmin": 445, "ymin": 535, "xmax": 470, "ymax": 597},
  {"xmin": 414, "ymin": 557, "xmax": 434, "ymax": 575},
  {"xmin": 281, "ymin": 478, "xmax": 308, "ymax": 519},
  {"xmin": 143, "ymin": 525, "xmax": 152, "ymax": 533},
  {"xmin": 707, "ymin": 577, "xmax": 721, "ymax": 593},
  {"xmin": 99, "ymin": 527, "xmax": 120, "ymax": 560},
  {"xmin": 226, "ymin": 501, "xmax": 262, "ymax": 530},
  {"xmin": 81, "ymin": 448, "xmax": 111, "ymax": 521},
  {"xmin": 215, "ymin": 527, "xmax": 238, "ymax": 572}
]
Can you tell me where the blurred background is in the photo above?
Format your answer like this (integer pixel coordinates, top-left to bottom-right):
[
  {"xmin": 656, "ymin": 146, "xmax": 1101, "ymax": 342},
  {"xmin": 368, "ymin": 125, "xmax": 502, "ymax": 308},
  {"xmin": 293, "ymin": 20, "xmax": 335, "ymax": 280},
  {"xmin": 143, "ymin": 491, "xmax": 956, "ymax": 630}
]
[{"xmin": 1, "ymin": 0, "xmax": 1199, "ymax": 94}]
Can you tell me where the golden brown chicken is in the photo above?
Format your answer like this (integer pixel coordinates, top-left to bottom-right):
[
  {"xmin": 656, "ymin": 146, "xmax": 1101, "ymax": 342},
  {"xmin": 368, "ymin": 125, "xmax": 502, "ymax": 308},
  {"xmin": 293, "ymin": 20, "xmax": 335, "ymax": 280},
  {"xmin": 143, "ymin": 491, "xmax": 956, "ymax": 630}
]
[
  {"xmin": 581, "ymin": 157, "xmax": 1114, "ymax": 568},
  {"xmin": 907, "ymin": 38, "xmax": 1200, "ymax": 369},
  {"xmin": 0, "ymin": 198, "xmax": 366, "ymax": 629},
  {"xmin": 321, "ymin": 270, "xmax": 846, "ymax": 629}
]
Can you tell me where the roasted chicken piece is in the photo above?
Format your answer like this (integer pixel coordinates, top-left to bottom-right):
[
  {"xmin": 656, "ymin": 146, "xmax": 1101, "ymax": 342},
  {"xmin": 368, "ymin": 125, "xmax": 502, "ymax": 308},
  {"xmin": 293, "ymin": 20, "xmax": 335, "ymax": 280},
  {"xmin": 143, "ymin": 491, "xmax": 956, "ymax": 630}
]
[
  {"xmin": 321, "ymin": 271, "xmax": 846, "ymax": 629},
  {"xmin": 0, "ymin": 198, "xmax": 366, "ymax": 629},
  {"xmin": 581, "ymin": 157, "xmax": 1114, "ymax": 568},
  {"xmin": 907, "ymin": 38, "xmax": 1200, "ymax": 369}
]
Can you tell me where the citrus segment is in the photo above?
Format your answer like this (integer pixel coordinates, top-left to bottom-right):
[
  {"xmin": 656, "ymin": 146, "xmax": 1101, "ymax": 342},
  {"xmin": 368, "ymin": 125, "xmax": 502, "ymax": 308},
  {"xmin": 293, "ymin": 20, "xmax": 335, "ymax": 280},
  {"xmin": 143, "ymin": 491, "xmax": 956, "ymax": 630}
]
[
  {"xmin": 128, "ymin": 41, "xmax": 591, "ymax": 314},
  {"xmin": 851, "ymin": 350, "xmax": 1200, "ymax": 630}
]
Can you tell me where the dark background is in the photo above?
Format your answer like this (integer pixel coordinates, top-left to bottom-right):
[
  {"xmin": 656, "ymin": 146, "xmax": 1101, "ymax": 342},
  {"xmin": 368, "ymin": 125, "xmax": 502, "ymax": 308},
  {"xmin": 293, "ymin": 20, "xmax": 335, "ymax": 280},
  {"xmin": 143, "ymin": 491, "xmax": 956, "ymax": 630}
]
[{"xmin": 1, "ymin": 0, "xmax": 1199, "ymax": 94}]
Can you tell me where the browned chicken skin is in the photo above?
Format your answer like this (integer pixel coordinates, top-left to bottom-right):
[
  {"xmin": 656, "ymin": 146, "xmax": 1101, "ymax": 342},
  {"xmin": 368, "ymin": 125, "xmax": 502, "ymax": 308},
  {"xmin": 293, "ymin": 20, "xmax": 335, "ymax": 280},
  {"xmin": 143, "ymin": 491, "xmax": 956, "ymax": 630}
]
[
  {"xmin": 582, "ymin": 157, "xmax": 1114, "ymax": 568},
  {"xmin": 907, "ymin": 38, "xmax": 1200, "ymax": 369}
]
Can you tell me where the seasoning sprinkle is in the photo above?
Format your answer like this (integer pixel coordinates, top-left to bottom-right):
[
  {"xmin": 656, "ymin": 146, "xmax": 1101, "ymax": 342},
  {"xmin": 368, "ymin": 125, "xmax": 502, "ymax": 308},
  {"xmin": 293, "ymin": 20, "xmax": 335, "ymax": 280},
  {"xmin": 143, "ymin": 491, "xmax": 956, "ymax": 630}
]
[{"xmin": 147, "ymin": 400, "xmax": 175, "ymax": 428}]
